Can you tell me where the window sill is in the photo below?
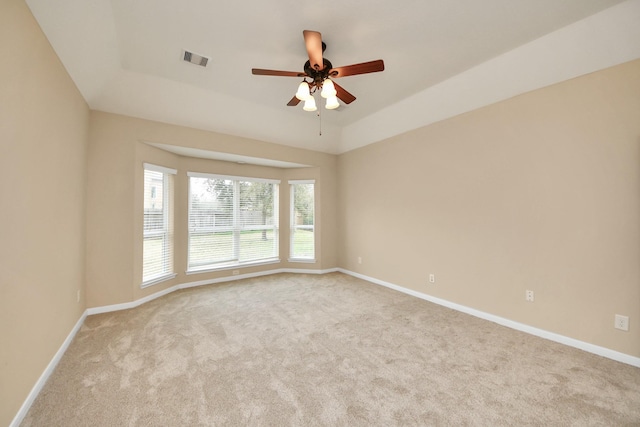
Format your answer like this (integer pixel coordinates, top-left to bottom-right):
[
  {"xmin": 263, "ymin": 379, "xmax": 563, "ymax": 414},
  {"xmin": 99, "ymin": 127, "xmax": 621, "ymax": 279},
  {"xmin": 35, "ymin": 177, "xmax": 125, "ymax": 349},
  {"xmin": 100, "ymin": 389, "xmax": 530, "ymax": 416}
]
[
  {"xmin": 141, "ymin": 272, "xmax": 177, "ymax": 289},
  {"xmin": 186, "ymin": 258, "xmax": 280, "ymax": 275}
]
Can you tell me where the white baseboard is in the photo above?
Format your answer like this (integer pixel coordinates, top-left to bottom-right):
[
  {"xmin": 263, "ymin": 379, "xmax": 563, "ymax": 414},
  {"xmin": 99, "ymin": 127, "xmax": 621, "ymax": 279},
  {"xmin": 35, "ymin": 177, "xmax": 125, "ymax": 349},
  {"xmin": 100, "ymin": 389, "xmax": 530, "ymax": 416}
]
[
  {"xmin": 13, "ymin": 267, "xmax": 338, "ymax": 426},
  {"xmin": 10, "ymin": 310, "xmax": 88, "ymax": 427},
  {"xmin": 179, "ymin": 267, "xmax": 338, "ymax": 290},
  {"xmin": 19, "ymin": 266, "xmax": 634, "ymax": 427},
  {"xmin": 87, "ymin": 267, "xmax": 339, "ymax": 315},
  {"xmin": 338, "ymin": 268, "xmax": 640, "ymax": 368}
]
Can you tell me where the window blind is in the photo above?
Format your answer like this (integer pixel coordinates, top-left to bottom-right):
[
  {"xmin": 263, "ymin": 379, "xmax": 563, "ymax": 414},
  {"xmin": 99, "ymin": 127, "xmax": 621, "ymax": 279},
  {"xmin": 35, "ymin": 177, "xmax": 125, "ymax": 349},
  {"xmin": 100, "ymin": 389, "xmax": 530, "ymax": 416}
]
[
  {"xmin": 289, "ymin": 180, "xmax": 315, "ymax": 260},
  {"xmin": 188, "ymin": 173, "xmax": 279, "ymax": 271},
  {"xmin": 143, "ymin": 164, "xmax": 176, "ymax": 284}
]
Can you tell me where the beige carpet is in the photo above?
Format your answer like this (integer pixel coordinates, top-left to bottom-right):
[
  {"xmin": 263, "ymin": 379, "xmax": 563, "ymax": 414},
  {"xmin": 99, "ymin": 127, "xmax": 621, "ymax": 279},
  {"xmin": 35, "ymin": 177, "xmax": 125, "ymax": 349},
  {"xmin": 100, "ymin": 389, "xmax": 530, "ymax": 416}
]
[{"xmin": 22, "ymin": 273, "xmax": 640, "ymax": 426}]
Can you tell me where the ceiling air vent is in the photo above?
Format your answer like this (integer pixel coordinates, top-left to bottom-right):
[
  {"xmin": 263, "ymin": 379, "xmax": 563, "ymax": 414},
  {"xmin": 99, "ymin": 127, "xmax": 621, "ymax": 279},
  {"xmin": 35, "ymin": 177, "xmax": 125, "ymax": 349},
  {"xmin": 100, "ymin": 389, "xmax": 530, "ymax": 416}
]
[{"xmin": 183, "ymin": 50, "xmax": 209, "ymax": 67}]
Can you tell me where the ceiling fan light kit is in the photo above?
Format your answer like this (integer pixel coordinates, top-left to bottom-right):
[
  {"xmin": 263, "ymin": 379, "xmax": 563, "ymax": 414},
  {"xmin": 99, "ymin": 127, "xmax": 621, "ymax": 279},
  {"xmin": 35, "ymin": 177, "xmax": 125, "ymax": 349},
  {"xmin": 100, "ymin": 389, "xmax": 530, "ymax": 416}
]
[
  {"xmin": 252, "ymin": 30, "xmax": 384, "ymax": 112},
  {"xmin": 320, "ymin": 78, "xmax": 336, "ymax": 98},
  {"xmin": 325, "ymin": 95, "xmax": 340, "ymax": 110},
  {"xmin": 303, "ymin": 97, "xmax": 317, "ymax": 112},
  {"xmin": 295, "ymin": 81, "xmax": 312, "ymax": 101}
]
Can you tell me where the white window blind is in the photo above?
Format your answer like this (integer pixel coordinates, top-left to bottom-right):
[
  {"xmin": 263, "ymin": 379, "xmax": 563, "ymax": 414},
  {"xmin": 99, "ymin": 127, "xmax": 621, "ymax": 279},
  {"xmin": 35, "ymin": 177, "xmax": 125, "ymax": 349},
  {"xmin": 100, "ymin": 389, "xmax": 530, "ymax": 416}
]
[
  {"xmin": 143, "ymin": 164, "xmax": 176, "ymax": 285},
  {"xmin": 290, "ymin": 180, "xmax": 315, "ymax": 260},
  {"xmin": 188, "ymin": 173, "xmax": 279, "ymax": 271}
]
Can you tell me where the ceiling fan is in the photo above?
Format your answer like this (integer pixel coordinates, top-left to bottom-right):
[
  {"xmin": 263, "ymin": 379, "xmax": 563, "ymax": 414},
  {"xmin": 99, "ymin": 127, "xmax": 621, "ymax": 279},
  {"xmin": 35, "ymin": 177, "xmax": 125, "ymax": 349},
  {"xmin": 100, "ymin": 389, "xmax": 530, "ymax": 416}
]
[{"xmin": 252, "ymin": 30, "xmax": 385, "ymax": 111}]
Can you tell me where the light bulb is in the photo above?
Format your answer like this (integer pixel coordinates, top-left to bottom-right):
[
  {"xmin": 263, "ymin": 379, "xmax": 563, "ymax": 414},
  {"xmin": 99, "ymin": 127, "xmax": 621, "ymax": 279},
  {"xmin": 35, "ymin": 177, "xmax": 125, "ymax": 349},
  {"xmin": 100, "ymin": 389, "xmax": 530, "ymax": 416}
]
[
  {"xmin": 325, "ymin": 95, "xmax": 339, "ymax": 110},
  {"xmin": 295, "ymin": 81, "xmax": 311, "ymax": 101},
  {"xmin": 321, "ymin": 78, "xmax": 336, "ymax": 98},
  {"xmin": 303, "ymin": 97, "xmax": 317, "ymax": 111}
]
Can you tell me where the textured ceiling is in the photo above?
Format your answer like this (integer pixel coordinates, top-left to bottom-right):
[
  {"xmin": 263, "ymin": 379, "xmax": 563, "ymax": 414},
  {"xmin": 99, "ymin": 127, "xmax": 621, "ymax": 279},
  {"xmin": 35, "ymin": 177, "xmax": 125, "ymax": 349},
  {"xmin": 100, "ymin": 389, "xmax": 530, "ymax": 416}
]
[{"xmin": 25, "ymin": 0, "xmax": 639, "ymax": 154}]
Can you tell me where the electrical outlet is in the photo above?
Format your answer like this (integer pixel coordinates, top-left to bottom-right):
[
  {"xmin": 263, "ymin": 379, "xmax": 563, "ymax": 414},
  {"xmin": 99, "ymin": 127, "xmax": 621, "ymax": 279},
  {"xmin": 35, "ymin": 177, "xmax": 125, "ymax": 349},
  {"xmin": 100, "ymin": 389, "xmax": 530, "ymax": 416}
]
[
  {"xmin": 429, "ymin": 274, "xmax": 435, "ymax": 284},
  {"xmin": 525, "ymin": 290, "xmax": 534, "ymax": 302},
  {"xmin": 614, "ymin": 314, "xmax": 629, "ymax": 331},
  {"xmin": 232, "ymin": 270, "xmax": 239, "ymax": 276},
  {"xmin": 358, "ymin": 257, "xmax": 362, "ymax": 264}
]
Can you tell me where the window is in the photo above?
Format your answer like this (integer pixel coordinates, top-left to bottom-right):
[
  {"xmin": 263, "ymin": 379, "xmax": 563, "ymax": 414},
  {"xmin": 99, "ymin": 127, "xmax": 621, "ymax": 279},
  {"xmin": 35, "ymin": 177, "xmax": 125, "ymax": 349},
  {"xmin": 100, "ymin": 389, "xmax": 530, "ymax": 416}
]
[
  {"xmin": 290, "ymin": 180, "xmax": 315, "ymax": 261},
  {"xmin": 188, "ymin": 173, "xmax": 279, "ymax": 271},
  {"xmin": 143, "ymin": 163, "xmax": 176, "ymax": 286}
]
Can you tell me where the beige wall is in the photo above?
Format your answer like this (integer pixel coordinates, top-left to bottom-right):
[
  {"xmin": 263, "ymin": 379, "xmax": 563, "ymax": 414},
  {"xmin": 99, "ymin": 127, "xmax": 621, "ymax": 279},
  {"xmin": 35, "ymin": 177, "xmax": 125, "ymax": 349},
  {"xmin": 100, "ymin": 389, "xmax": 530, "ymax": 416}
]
[
  {"xmin": 87, "ymin": 111, "xmax": 338, "ymax": 307},
  {"xmin": 338, "ymin": 59, "xmax": 640, "ymax": 357},
  {"xmin": 0, "ymin": 1, "xmax": 90, "ymax": 425},
  {"xmin": 3, "ymin": 1, "xmax": 639, "ymax": 423}
]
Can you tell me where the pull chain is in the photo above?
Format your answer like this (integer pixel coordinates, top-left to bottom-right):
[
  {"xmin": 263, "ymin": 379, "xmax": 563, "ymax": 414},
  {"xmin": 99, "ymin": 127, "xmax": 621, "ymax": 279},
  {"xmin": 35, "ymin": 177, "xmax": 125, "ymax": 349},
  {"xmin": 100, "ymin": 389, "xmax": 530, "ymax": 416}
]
[{"xmin": 318, "ymin": 109, "xmax": 322, "ymax": 136}]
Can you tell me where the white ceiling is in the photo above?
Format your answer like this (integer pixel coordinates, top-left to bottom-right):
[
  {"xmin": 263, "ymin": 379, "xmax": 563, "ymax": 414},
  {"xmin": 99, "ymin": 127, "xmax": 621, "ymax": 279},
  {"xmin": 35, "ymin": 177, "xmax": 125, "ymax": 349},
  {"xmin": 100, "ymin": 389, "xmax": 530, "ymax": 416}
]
[{"xmin": 25, "ymin": 0, "xmax": 640, "ymax": 154}]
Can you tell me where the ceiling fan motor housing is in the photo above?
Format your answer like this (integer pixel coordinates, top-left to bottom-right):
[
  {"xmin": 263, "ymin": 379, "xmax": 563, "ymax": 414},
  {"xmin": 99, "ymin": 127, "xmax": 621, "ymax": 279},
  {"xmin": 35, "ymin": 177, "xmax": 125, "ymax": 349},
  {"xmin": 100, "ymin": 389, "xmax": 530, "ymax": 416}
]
[{"xmin": 304, "ymin": 58, "xmax": 334, "ymax": 87}]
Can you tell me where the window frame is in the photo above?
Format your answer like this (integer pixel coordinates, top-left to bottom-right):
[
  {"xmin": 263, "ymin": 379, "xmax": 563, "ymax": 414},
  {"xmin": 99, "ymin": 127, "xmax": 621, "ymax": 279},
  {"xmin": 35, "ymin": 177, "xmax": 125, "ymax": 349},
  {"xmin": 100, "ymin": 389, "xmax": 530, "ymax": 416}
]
[
  {"xmin": 142, "ymin": 163, "xmax": 177, "ymax": 288},
  {"xmin": 289, "ymin": 179, "xmax": 316, "ymax": 263}
]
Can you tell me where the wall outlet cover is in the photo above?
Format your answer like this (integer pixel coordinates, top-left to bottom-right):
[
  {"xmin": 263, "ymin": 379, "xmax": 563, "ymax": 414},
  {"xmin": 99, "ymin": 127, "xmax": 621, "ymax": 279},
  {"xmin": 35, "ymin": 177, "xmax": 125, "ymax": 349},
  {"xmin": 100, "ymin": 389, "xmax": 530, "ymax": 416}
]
[{"xmin": 615, "ymin": 314, "xmax": 629, "ymax": 331}]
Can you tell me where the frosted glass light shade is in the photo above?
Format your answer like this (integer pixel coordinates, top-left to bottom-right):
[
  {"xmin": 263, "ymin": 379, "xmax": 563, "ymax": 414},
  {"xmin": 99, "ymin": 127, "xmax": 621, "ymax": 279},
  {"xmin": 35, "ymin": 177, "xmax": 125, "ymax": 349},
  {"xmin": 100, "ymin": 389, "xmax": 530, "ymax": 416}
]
[
  {"xmin": 325, "ymin": 95, "xmax": 339, "ymax": 110},
  {"xmin": 303, "ymin": 97, "xmax": 317, "ymax": 111},
  {"xmin": 295, "ymin": 82, "xmax": 311, "ymax": 101},
  {"xmin": 321, "ymin": 79, "xmax": 336, "ymax": 98}
]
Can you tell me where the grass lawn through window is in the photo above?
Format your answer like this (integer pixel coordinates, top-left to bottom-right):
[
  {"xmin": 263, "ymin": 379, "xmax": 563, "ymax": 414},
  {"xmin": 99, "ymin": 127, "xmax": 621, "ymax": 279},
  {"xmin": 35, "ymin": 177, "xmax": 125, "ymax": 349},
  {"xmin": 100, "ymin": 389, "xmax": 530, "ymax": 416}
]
[{"xmin": 143, "ymin": 229, "xmax": 314, "ymax": 276}]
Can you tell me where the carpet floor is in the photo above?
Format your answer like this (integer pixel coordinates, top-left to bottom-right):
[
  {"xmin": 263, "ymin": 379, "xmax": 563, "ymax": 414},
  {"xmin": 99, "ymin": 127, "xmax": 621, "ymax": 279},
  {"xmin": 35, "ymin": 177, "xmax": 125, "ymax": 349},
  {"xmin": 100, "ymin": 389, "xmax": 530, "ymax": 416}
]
[{"xmin": 22, "ymin": 273, "xmax": 640, "ymax": 426}]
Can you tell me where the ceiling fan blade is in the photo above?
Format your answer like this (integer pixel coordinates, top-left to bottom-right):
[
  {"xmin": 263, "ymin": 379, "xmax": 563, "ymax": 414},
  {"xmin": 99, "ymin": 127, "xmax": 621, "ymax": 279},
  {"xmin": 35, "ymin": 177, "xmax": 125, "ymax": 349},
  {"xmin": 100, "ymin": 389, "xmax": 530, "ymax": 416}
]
[
  {"xmin": 330, "ymin": 60, "xmax": 385, "ymax": 78},
  {"xmin": 287, "ymin": 95, "xmax": 301, "ymax": 106},
  {"xmin": 303, "ymin": 30, "xmax": 324, "ymax": 71},
  {"xmin": 333, "ymin": 82, "xmax": 356, "ymax": 104},
  {"xmin": 252, "ymin": 68, "xmax": 306, "ymax": 77}
]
